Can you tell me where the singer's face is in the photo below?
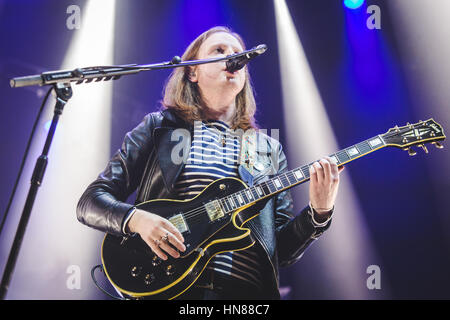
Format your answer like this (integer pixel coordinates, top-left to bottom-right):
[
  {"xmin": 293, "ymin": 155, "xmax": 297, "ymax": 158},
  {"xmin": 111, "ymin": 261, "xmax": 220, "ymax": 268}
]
[{"xmin": 191, "ymin": 32, "xmax": 246, "ymax": 100}]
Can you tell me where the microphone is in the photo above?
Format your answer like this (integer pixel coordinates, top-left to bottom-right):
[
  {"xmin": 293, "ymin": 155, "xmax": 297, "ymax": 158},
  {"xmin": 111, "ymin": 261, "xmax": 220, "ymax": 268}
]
[{"xmin": 225, "ymin": 44, "xmax": 267, "ymax": 73}]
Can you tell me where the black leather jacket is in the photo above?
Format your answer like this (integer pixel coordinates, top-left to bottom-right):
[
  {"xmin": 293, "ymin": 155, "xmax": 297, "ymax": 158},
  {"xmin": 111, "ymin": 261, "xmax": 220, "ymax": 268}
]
[{"xmin": 76, "ymin": 109, "xmax": 331, "ymax": 299}]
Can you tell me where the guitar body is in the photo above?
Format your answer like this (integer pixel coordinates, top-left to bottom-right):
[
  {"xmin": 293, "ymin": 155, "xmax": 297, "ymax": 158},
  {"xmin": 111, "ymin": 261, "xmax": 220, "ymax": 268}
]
[{"xmin": 101, "ymin": 177, "xmax": 263, "ymax": 300}]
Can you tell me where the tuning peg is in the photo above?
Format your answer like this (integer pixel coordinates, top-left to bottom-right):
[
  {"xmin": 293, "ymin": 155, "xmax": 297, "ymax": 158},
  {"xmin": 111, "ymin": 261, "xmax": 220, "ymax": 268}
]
[
  {"xmin": 432, "ymin": 141, "xmax": 444, "ymax": 149},
  {"xmin": 406, "ymin": 147, "xmax": 417, "ymax": 156},
  {"xmin": 418, "ymin": 144, "xmax": 429, "ymax": 154}
]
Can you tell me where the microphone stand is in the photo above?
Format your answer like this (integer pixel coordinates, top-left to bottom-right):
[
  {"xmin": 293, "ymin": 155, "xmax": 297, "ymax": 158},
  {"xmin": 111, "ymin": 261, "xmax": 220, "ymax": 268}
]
[
  {"xmin": 0, "ymin": 82, "xmax": 72, "ymax": 300},
  {"xmin": 0, "ymin": 44, "xmax": 267, "ymax": 299}
]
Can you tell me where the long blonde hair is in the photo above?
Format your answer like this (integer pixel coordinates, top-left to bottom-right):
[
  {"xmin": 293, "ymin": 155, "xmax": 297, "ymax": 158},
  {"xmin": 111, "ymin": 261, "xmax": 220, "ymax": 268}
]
[{"xmin": 161, "ymin": 26, "xmax": 258, "ymax": 130}]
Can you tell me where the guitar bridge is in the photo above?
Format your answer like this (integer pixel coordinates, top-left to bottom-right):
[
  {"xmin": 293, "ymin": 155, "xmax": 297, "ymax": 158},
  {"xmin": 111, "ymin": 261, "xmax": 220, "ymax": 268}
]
[{"xmin": 205, "ymin": 200, "xmax": 224, "ymax": 222}]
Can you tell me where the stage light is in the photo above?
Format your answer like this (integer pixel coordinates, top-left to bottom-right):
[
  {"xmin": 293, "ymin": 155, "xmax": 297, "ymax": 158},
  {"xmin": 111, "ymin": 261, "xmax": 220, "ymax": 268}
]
[
  {"xmin": 274, "ymin": 0, "xmax": 383, "ymax": 299},
  {"xmin": 44, "ymin": 120, "xmax": 52, "ymax": 132},
  {"xmin": 388, "ymin": 0, "xmax": 450, "ymax": 246},
  {"xmin": 344, "ymin": 0, "xmax": 365, "ymax": 9},
  {"xmin": 1, "ymin": 0, "xmax": 116, "ymax": 299}
]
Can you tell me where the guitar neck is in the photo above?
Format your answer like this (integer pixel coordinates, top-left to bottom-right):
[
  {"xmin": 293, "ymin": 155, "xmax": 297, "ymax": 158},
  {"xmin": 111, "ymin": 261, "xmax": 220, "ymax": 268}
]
[{"xmin": 218, "ymin": 134, "xmax": 387, "ymax": 212}]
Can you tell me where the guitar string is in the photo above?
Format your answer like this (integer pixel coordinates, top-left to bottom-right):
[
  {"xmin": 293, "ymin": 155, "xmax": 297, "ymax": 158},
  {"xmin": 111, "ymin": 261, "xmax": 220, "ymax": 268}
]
[
  {"xmin": 177, "ymin": 136, "xmax": 365, "ymax": 220},
  {"xmin": 175, "ymin": 171, "xmax": 302, "ymax": 225}
]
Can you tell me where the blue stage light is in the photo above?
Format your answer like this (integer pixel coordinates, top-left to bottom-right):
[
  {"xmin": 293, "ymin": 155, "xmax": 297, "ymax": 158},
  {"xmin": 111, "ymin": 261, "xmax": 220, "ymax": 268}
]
[{"xmin": 344, "ymin": 0, "xmax": 365, "ymax": 9}]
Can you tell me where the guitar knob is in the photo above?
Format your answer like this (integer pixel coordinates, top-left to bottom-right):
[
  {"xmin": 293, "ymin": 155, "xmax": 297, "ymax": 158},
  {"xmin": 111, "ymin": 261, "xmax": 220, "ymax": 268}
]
[
  {"xmin": 166, "ymin": 265, "xmax": 175, "ymax": 276},
  {"xmin": 144, "ymin": 273, "xmax": 155, "ymax": 285},
  {"xmin": 131, "ymin": 266, "xmax": 141, "ymax": 277},
  {"xmin": 152, "ymin": 255, "xmax": 162, "ymax": 266}
]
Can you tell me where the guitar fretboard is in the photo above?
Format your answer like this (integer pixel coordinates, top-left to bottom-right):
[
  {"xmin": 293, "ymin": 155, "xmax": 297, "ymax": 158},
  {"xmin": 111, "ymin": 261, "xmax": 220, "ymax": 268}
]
[{"xmin": 218, "ymin": 134, "xmax": 386, "ymax": 213}]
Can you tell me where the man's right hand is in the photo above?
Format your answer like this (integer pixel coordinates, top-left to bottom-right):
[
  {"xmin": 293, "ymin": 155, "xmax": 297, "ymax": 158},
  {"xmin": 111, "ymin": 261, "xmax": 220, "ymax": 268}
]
[{"xmin": 128, "ymin": 209, "xmax": 186, "ymax": 260}]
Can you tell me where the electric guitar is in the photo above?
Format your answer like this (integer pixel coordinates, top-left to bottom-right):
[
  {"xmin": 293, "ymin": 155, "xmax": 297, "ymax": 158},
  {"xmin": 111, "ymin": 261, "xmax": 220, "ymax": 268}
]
[{"xmin": 100, "ymin": 119, "xmax": 445, "ymax": 299}]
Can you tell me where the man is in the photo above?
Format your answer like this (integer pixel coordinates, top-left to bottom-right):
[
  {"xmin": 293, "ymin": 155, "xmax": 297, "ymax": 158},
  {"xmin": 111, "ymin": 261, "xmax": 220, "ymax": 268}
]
[{"xmin": 77, "ymin": 26, "xmax": 343, "ymax": 300}]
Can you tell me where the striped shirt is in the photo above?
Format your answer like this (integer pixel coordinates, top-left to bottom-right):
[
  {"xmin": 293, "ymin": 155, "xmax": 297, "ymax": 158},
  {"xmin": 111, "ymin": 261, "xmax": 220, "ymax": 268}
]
[{"xmin": 174, "ymin": 120, "xmax": 262, "ymax": 289}]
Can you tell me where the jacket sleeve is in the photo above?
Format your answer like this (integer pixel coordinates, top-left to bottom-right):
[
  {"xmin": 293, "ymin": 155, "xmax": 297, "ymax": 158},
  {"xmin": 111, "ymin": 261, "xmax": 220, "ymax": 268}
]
[
  {"xmin": 274, "ymin": 143, "xmax": 332, "ymax": 267},
  {"xmin": 76, "ymin": 113, "xmax": 156, "ymax": 236}
]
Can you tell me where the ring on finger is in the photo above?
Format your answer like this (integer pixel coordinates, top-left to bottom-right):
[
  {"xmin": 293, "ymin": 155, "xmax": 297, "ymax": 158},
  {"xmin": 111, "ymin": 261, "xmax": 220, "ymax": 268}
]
[
  {"xmin": 161, "ymin": 232, "xmax": 169, "ymax": 242},
  {"xmin": 154, "ymin": 239, "xmax": 161, "ymax": 246}
]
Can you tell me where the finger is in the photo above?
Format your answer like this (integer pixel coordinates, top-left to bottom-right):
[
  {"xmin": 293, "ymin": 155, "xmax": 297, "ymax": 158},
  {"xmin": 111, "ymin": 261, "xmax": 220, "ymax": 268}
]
[
  {"xmin": 309, "ymin": 164, "xmax": 318, "ymax": 184},
  {"xmin": 158, "ymin": 237, "xmax": 181, "ymax": 259},
  {"xmin": 338, "ymin": 166, "xmax": 345, "ymax": 173},
  {"xmin": 166, "ymin": 231, "xmax": 186, "ymax": 253},
  {"xmin": 162, "ymin": 220, "xmax": 185, "ymax": 244},
  {"xmin": 145, "ymin": 237, "xmax": 168, "ymax": 261},
  {"xmin": 326, "ymin": 156, "xmax": 339, "ymax": 182},
  {"xmin": 313, "ymin": 161, "xmax": 324, "ymax": 184},
  {"xmin": 319, "ymin": 158, "xmax": 332, "ymax": 183}
]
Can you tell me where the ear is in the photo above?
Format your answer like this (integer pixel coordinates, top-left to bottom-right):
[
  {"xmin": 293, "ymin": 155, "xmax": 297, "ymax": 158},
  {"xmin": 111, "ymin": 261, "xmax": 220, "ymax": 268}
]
[{"xmin": 188, "ymin": 67, "xmax": 198, "ymax": 83}]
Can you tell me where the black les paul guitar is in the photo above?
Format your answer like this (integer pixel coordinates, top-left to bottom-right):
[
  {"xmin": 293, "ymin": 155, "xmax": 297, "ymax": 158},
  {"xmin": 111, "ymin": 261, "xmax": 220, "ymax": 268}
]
[{"xmin": 100, "ymin": 119, "xmax": 445, "ymax": 300}]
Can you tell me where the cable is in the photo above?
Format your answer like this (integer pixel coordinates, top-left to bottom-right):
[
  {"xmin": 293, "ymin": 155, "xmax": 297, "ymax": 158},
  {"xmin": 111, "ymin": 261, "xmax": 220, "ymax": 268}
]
[
  {"xmin": 91, "ymin": 264, "xmax": 126, "ymax": 300},
  {"xmin": 0, "ymin": 87, "xmax": 53, "ymax": 238}
]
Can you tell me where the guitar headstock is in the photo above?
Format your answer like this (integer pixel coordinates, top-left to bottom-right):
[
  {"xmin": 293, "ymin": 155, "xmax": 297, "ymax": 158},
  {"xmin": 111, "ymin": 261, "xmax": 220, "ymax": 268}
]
[{"xmin": 382, "ymin": 119, "xmax": 446, "ymax": 155}]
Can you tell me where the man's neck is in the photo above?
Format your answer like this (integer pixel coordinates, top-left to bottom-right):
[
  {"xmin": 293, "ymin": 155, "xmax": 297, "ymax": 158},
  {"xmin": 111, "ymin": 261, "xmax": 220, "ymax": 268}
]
[{"xmin": 202, "ymin": 98, "xmax": 236, "ymax": 126}]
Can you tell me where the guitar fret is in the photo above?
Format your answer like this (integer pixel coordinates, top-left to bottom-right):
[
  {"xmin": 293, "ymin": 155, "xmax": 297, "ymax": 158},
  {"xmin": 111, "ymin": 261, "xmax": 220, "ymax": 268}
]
[
  {"xmin": 328, "ymin": 154, "xmax": 340, "ymax": 165},
  {"xmin": 273, "ymin": 177, "xmax": 282, "ymax": 189},
  {"xmin": 286, "ymin": 172, "xmax": 298, "ymax": 184},
  {"xmin": 280, "ymin": 174, "xmax": 290, "ymax": 187},
  {"xmin": 246, "ymin": 189, "xmax": 254, "ymax": 201},
  {"xmin": 346, "ymin": 146, "xmax": 360, "ymax": 159},
  {"xmin": 251, "ymin": 187, "xmax": 259, "ymax": 199},
  {"xmin": 223, "ymin": 198, "xmax": 229, "ymax": 210},
  {"xmin": 336, "ymin": 150, "xmax": 350, "ymax": 163},
  {"xmin": 219, "ymin": 199, "xmax": 227, "ymax": 213},
  {"xmin": 229, "ymin": 196, "xmax": 236, "ymax": 209},
  {"xmin": 233, "ymin": 195, "xmax": 240, "ymax": 207},
  {"xmin": 221, "ymin": 199, "xmax": 229, "ymax": 212},
  {"xmin": 368, "ymin": 136, "xmax": 383, "ymax": 148},
  {"xmin": 266, "ymin": 180, "xmax": 276, "ymax": 193},
  {"xmin": 261, "ymin": 183, "xmax": 270, "ymax": 196},
  {"xmin": 237, "ymin": 193, "xmax": 244, "ymax": 205},
  {"xmin": 255, "ymin": 186, "xmax": 264, "ymax": 197},
  {"xmin": 356, "ymin": 140, "xmax": 372, "ymax": 154},
  {"xmin": 241, "ymin": 191, "xmax": 249, "ymax": 204},
  {"xmin": 301, "ymin": 166, "xmax": 310, "ymax": 179}
]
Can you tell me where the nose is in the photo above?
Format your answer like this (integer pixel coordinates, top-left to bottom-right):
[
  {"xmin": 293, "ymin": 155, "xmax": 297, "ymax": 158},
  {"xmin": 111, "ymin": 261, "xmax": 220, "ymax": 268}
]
[{"xmin": 224, "ymin": 46, "xmax": 235, "ymax": 56}]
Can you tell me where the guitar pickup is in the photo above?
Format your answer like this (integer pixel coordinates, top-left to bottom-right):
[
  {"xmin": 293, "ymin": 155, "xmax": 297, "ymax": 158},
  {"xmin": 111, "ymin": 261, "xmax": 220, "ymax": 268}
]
[
  {"xmin": 205, "ymin": 200, "xmax": 225, "ymax": 222},
  {"xmin": 169, "ymin": 214, "xmax": 189, "ymax": 234}
]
